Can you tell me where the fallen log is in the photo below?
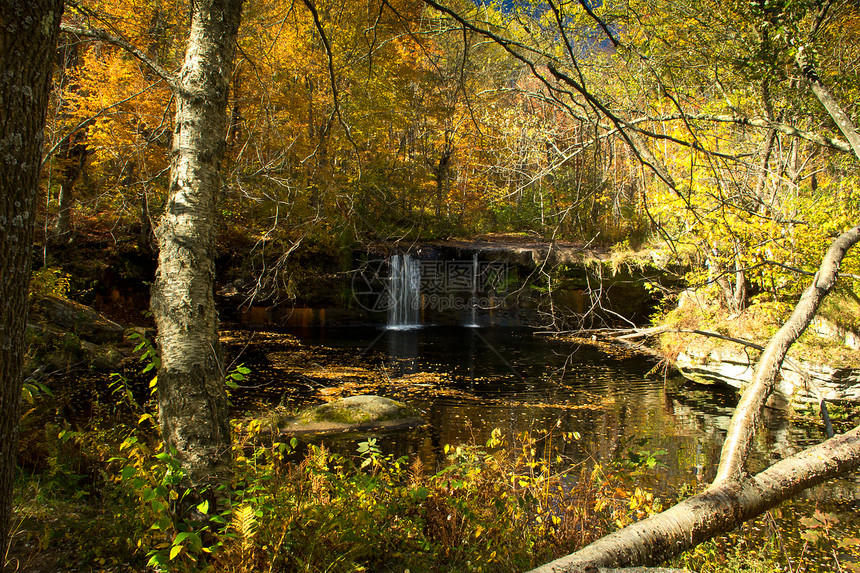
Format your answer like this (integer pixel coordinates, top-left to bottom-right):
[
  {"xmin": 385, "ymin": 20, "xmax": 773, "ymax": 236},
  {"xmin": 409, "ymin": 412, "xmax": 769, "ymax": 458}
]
[{"xmin": 529, "ymin": 426, "xmax": 860, "ymax": 572}]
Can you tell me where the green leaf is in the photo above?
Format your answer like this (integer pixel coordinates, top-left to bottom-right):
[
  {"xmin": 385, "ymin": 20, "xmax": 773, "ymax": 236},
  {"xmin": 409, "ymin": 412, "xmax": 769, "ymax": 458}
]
[
  {"xmin": 147, "ymin": 552, "xmax": 167, "ymax": 568},
  {"xmin": 174, "ymin": 532, "xmax": 191, "ymax": 545},
  {"xmin": 169, "ymin": 544, "xmax": 183, "ymax": 560},
  {"xmin": 176, "ymin": 531, "xmax": 203, "ymax": 552},
  {"xmin": 196, "ymin": 500, "xmax": 210, "ymax": 515}
]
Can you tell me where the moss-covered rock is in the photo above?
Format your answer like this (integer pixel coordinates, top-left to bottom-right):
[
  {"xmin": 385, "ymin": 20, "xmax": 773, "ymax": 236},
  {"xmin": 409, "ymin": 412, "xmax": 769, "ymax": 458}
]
[{"xmin": 255, "ymin": 395, "xmax": 424, "ymax": 437}]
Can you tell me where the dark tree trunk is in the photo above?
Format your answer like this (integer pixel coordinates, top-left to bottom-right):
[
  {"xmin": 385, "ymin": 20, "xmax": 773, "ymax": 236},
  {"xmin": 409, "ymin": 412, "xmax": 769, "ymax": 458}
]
[
  {"xmin": 150, "ymin": 0, "xmax": 243, "ymax": 522},
  {"xmin": 54, "ymin": 128, "xmax": 87, "ymax": 239},
  {"xmin": 0, "ymin": 1, "xmax": 63, "ymax": 569},
  {"xmin": 53, "ymin": 37, "xmax": 86, "ymax": 240}
]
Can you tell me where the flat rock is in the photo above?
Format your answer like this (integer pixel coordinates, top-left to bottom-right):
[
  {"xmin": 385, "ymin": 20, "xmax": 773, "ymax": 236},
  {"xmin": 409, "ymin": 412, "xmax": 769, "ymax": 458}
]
[
  {"xmin": 275, "ymin": 395, "xmax": 424, "ymax": 436},
  {"xmin": 675, "ymin": 349, "xmax": 860, "ymax": 405}
]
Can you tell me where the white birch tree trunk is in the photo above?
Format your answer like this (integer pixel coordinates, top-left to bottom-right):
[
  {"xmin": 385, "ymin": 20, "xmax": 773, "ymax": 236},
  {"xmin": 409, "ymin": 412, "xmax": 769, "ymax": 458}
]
[
  {"xmin": 530, "ymin": 427, "xmax": 860, "ymax": 572},
  {"xmin": 150, "ymin": 0, "xmax": 243, "ymax": 518},
  {"xmin": 525, "ymin": 225, "xmax": 859, "ymax": 573}
]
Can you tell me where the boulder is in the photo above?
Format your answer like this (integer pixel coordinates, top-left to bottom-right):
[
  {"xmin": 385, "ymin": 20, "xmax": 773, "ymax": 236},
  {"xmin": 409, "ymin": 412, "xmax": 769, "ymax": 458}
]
[
  {"xmin": 262, "ymin": 395, "xmax": 425, "ymax": 437},
  {"xmin": 31, "ymin": 295, "xmax": 124, "ymax": 343}
]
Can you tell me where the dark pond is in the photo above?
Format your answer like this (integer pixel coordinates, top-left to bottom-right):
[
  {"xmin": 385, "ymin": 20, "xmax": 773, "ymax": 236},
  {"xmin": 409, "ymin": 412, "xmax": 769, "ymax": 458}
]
[{"xmin": 227, "ymin": 324, "xmax": 841, "ymax": 493}]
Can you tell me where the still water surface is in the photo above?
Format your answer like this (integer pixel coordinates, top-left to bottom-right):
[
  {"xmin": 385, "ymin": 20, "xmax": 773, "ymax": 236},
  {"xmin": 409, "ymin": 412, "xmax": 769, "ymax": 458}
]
[{"xmin": 230, "ymin": 325, "xmax": 830, "ymax": 490}]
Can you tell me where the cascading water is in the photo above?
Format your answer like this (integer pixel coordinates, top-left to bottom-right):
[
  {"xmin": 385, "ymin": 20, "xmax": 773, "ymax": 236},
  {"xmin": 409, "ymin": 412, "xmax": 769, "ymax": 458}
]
[{"xmin": 387, "ymin": 254, "xmax": 421, "ymax": 329}]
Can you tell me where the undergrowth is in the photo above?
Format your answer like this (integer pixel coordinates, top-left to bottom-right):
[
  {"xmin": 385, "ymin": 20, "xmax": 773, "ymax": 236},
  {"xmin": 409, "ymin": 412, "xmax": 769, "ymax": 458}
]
[
  {"xmin": 13, "ymin": 408, "xmax": 859, "ymax": 573},
  {"xmin": 8, "ymin": 336, "xmax": 859, "ymax": 573},
  {"xmin": 7, "ymin": 412, "xmax": 648, "ymax": 573},
  {"xmin": 8, "ymin": 373, "xmax": 671, "ymax": 573}
]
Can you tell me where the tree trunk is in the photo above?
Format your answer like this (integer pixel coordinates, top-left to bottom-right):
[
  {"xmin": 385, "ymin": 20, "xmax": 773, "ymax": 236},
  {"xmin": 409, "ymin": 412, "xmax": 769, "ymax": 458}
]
[
  {"xmin": 52, "ymin": 38, "xmax": 85, "ymax": 240},
  {"xmin": 529, "ymin": 427, "xmax": 860, "ymax": 572},
  {"xmin": 0, "ymin": 1, "xmax": 63, "ymax": 569},
  {"xmin": 796, "ymin": 47, "xmax": 860, "ymax": 161},
  {"xmin": 732, "ymin": 262, "xmax": 747, "ymax": 313},
  {"xmin": 525, "ymin": 34, "xmax": 860, "ymax": 567},
  {"xmin": 715, "ymin": 224, "xmax": 860, "ymax": 485},
  {"xmin": 526, "ymin": 225, "xmax": 860, "ymax": 573},
  {"xmin": 150, "ymin": 0, "xmax": 243, "ymax": 521},
  {"xmin": 54, "ymin": 129, "xmax": 87, "ymax": 239}
]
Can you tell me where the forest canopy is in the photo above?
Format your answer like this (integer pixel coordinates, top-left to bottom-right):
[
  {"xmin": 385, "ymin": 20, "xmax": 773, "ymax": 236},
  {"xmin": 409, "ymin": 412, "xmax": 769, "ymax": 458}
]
[{"xmin": 43, "ymin": 0, "xmax": 860, "ymax": 310}]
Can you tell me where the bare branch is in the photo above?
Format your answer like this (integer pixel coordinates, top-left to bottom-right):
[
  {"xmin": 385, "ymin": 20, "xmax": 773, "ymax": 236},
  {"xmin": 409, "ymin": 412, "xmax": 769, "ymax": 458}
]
[
  {"xmin": 655, "ymin": 113, "xmax": 854, "ymax": 154},
  {"xmin": 60, "ymin": 23, "xmax": 179, "ymax": 92},
  {"xmin": 300, "ymin": 0, "xmax": 362, "ymax": 179}
]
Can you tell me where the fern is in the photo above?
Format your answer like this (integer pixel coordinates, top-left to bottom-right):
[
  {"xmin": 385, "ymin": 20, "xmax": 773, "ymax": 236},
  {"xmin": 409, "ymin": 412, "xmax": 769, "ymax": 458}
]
[{"xmin": 232, "ymin": 504, "xmax": 258, "ymax": 554}]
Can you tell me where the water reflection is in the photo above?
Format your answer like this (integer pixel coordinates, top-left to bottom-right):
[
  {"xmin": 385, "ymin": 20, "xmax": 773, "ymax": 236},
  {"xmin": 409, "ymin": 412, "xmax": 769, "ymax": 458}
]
[{"xmin": 385, "ymin": 327, "xmax": 419, "ymax": 376}]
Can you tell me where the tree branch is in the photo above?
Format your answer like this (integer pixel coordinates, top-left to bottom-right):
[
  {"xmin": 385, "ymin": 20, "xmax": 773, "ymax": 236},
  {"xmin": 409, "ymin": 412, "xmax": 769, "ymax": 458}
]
[
  {"xmin": 795, "ymin": 46, "xmax": 860, "ymax": 161},
  {"xmin": 60, "ymin": 23, "xmax": 179, "ymax": 92},
  {"xmin": 529, "ymin": 425, "xmax": 860, "ymax": 572},
  {"xmin": 614, "ymin": 327, "xmax": 764, "ymax": 351},
  {"xmin": 299, "ymin": 0, "xmax": 362, "ymax": 179},
  {"xmin": 715, "ymin": 224, "xmax": 860, "ymax": 485}
]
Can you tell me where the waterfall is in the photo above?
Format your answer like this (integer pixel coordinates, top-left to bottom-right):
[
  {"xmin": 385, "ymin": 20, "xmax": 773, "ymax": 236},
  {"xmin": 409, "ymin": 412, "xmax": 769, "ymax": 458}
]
[{"xmin": 387, "ymin": 254, "xmax": 421, "ymax": 329}]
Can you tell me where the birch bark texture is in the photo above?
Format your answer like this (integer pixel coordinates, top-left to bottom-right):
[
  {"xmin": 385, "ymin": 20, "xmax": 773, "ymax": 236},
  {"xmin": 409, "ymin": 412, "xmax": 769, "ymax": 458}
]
[
  {"xmin": 0, "ymin": 1, "xmax": 63, "ymax": 569},
  {"xmin": 150, "ymin": 0, "xmax": 243, "ymax": 509}
]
